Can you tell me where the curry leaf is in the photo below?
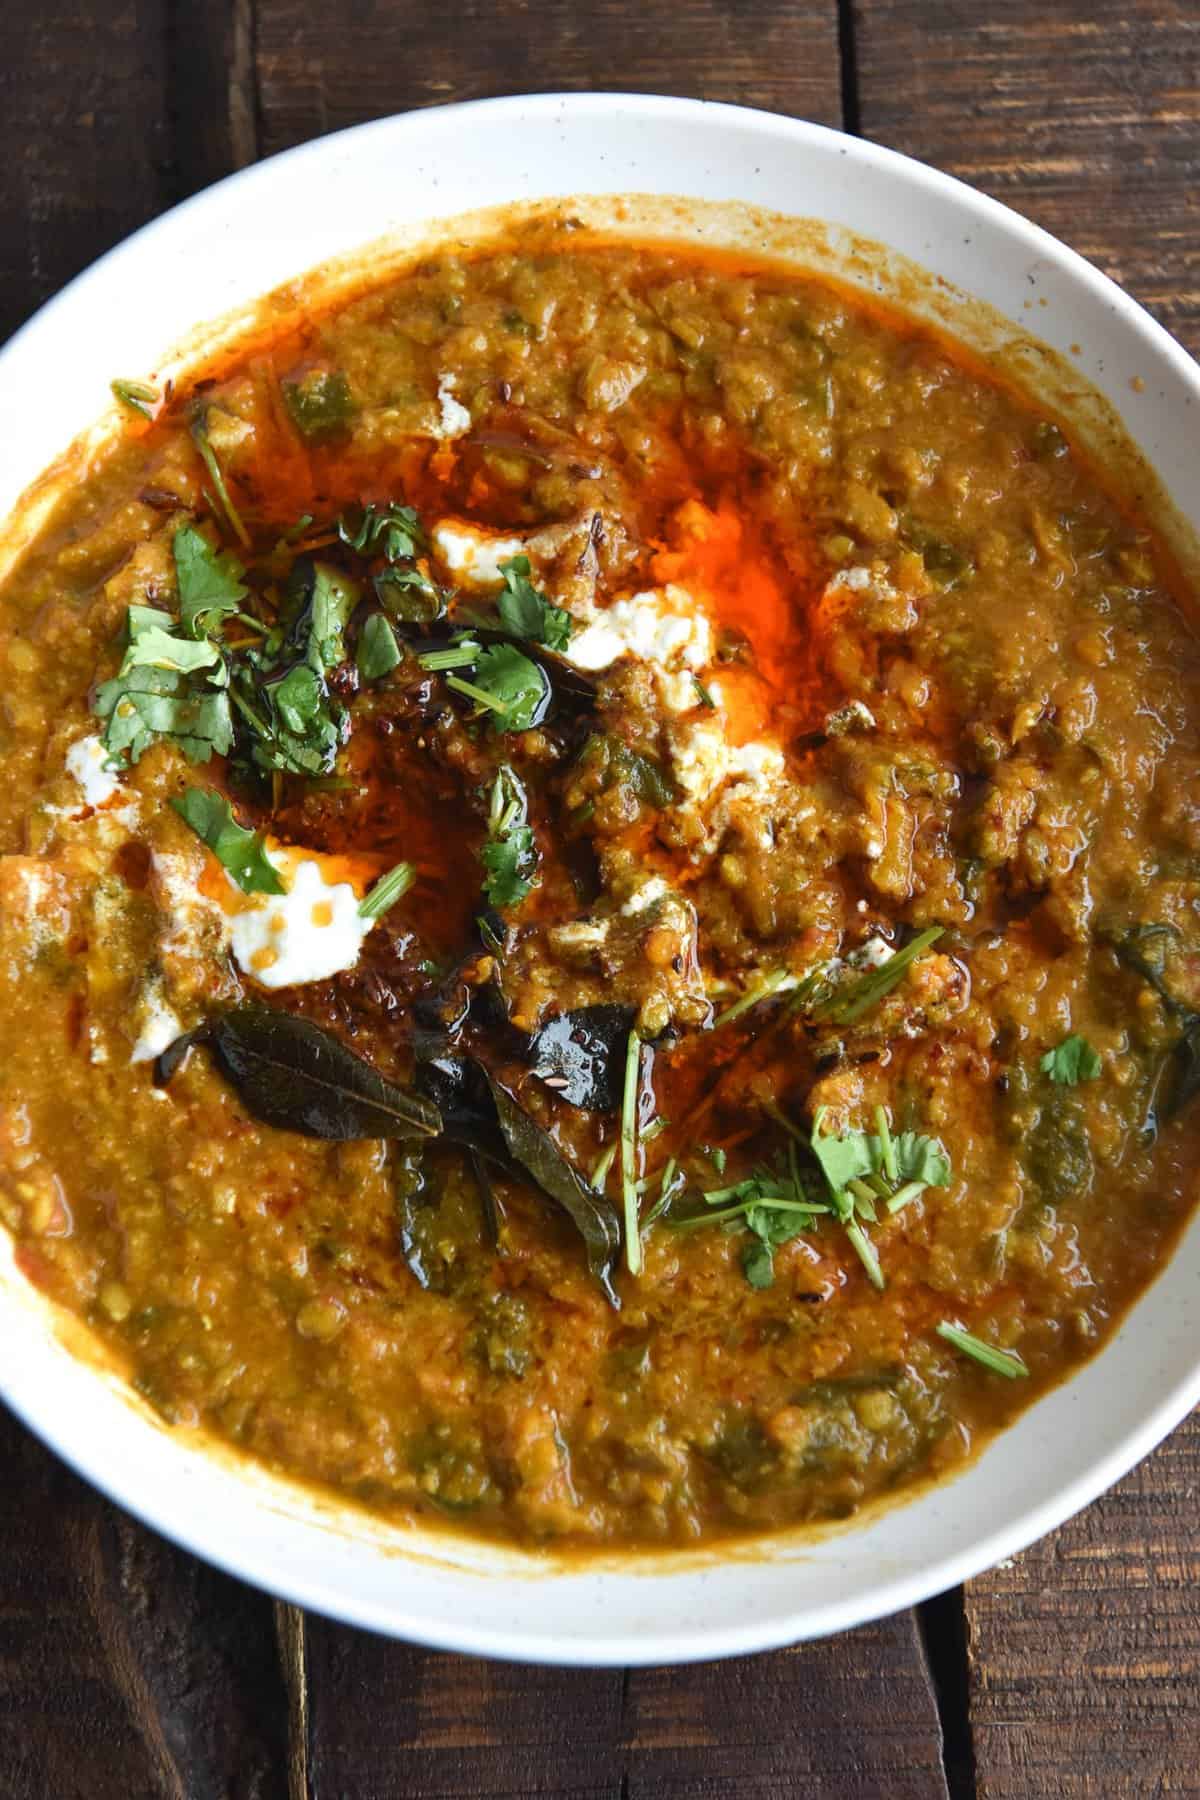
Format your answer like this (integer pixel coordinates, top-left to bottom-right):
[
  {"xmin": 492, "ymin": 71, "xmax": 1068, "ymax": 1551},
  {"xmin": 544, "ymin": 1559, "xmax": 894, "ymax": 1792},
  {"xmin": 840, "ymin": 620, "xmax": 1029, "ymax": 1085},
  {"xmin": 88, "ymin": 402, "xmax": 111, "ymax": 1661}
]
[
  {"xmin": 169, "ymin": 787, "xmax": 283, "ymax": 894},
  {"xmin": 482, "ymin": 1071, "xmax": 622, "ymax": 1307},
  {"xmin": 527, "ymin": 1004, "xmax": 636, "ymax": 1112},
  {"xmin": 162, "ymin": 1006, "xmax": 442, "ymax": 1140}
]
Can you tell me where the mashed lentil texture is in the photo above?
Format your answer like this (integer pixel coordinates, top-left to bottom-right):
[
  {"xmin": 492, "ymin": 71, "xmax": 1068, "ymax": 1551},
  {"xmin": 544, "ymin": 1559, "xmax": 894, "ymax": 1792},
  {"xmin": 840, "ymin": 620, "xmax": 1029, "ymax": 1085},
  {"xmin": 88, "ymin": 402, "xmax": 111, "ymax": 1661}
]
[{"xmin": 2, "ymin": 231, "xmax": 1198, "ymax": 1549}]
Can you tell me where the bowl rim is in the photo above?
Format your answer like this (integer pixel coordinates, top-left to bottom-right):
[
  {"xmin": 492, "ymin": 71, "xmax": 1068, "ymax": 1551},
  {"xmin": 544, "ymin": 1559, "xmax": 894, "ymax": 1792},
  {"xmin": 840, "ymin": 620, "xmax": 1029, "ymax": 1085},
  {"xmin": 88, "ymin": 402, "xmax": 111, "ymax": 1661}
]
[{"xmin": 3, "ymin": 89, "xmax": 1200, "ymax": 1663}]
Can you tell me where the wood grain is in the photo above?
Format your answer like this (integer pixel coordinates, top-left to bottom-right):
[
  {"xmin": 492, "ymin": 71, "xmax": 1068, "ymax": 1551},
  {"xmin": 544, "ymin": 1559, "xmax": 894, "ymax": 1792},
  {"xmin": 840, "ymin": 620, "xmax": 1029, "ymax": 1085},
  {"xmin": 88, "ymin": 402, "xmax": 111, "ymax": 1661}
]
[
  {"xmin": 253, "ymin": 0, "xmax": 842, "ymax": 159},
  {"xmin": 0, "ymin": 1405, "xmax": 290, "ymax": 1800},
  {"xmin": 852, "ymin": 0, "xmax": 1200, "ymax": 352},
  {"xmin": 0, "ymin": 0, "xmax": 175, "ymax": 344},
  {"xmin": 964, "ymin": 1409, "xmax": 1200, "ymax": 1798},
  {"xmin": 298, "ymin": 1607, "xmax": 950, "ymax": 1799}
]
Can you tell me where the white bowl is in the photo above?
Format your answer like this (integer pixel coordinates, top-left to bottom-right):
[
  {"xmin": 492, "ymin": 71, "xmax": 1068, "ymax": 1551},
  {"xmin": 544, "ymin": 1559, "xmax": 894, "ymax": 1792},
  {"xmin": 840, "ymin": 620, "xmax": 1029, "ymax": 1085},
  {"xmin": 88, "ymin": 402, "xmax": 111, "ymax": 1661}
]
[{"xmin": 2, "ymin": 93, "xmax": 1199, "ymax": 1665}]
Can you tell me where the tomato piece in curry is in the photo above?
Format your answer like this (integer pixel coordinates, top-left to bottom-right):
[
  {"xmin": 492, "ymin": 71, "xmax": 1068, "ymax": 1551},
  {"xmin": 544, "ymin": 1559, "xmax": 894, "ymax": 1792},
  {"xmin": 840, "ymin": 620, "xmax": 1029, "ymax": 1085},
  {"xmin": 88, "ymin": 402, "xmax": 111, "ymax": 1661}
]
[{"xmin": 1, "ymin": 235, "xmax": 1198, "ymax": 1549}]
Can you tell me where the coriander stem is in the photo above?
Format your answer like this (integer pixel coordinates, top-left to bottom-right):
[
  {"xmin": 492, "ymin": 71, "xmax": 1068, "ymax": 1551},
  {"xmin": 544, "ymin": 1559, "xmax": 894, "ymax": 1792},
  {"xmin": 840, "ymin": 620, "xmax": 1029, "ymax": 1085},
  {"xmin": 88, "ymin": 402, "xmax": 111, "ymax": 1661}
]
[
  {"xmin": 713, "ymin": 967, "xmax": 797, "ymax": 1026},
  {"xmin": 446, "ymin": 673, "xmax": 509, "ymax": 713},
  {"xmin": 621, "ymin": 1031, "xmax": 643, "ymax": 1277},
  {"xmin": 590, "ymin": 1143, "xmax": 617, "ymax": 1192},
  {"xmin": 886, "ymin": 1179, "xmax": 926, "ymax": 1214},
  {"xmin": 875, "ymin": 1104, "xmax": 898, "ymax": 1181}
]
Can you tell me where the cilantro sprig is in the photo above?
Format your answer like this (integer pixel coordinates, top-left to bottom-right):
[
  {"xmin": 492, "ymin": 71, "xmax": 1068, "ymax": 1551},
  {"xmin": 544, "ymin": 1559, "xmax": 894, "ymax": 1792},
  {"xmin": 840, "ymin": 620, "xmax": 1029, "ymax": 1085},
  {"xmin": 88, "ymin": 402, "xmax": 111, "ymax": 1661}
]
[
  {"xmin": 808, "ymin": 1104, "xmax": 953, "ymax": 1289},
  {"xmin": 94, "ymin": 592, "xmax": 235, "ymax": 767},
  {"xmin": 936, "ymin": 1321, "xmax": 1028, "ymax": 1379},
  {"xmin": 1040, "ymin": 1034, "xmax": 1102, "ymax": 1085}
]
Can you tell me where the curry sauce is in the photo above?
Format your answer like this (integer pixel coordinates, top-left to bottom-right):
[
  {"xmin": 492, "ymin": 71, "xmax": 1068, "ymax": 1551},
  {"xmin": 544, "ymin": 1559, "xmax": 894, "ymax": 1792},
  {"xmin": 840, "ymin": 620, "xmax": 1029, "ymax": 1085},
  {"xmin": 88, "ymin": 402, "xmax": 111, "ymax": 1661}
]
[{"xmin": 1, "ymin": 235, "xmax": 1198, "ymax": 1548}]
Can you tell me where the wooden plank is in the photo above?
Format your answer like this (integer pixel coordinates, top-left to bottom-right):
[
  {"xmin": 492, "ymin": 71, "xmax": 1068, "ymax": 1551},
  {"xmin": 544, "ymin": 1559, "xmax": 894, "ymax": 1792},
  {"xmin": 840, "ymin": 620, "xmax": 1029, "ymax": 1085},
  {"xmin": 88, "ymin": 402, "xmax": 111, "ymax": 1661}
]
[
  {"xmin": 299, "ymin": 1608, "xmax": 951, "ymax": 1800},
  {"xmin": 852, "ymin": 0, "xmax": 1200, "ymax": 353},
  {"xmin": 855, "ymin": 6, "xmax": 1200, "ymax": 1792},
  {"xmin": 254, "ymin": 0, "xmax": 843, "ymax": 160},
  {"xmin": 623, "ymin": 1614, "xmax": 951, "ymax": 1799},
  {"xmin": 0, "ymin": 1405, "xmax": 290, "ymax": 1800},
  {"xmin": 963, "ymin": 1411, "xmax": 1200, "ymax": 1798},
  {"xmin": 0, "ymin": 0, "xmax": 174, "ymax": 344}
]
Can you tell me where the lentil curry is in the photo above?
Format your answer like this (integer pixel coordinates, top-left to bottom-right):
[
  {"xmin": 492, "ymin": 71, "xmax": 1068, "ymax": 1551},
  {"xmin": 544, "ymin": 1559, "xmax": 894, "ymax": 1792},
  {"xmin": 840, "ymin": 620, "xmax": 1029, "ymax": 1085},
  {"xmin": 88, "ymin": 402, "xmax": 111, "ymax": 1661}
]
[{"xmin": 2, "ymin": 228, "xmax": 1198, "ymax": 1550}]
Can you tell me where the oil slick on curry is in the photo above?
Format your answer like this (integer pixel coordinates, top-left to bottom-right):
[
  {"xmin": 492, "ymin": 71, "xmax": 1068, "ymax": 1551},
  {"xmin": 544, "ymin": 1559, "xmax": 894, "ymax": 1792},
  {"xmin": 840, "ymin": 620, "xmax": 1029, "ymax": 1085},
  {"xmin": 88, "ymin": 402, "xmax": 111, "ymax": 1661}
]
[{"xmin": 1, "ymin": 227, "xmax": 1198, "ymax": 1549}]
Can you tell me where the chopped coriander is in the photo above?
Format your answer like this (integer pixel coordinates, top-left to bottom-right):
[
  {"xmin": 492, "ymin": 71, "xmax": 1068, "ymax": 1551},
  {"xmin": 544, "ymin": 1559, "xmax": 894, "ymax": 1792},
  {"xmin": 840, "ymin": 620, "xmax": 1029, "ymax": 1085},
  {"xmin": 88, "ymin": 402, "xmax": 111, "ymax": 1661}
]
[
  {"xmin": 1040, "ymin": 1034, "xmax": 1102, "ymax": 1085},
  {"xmin": 418, "ymin": 641, "xmax": 481, "ymax": 672},
  {"xmin": 691, "ymin": 674, "xmax": 717, "ymax": 709},
  {"xmin": 481, "ymin": 764, "xmax": 538, "ymax": 909},
  {"xmin": 936, "ymin": 1321, "xmax": 1028, "ymax": 1379},
  {"xmin": 282, "ymin": 370, "xmax": 355, "ymax": 444},
  {"xmin": 591, "ymin": 1142, "xmax": 618, "ymax": 1191},
  {"xmin": 337, "ymin": 502, "xmax": 423, "ymax": 563},
  {"xmin": 714, "ymin": 967, "xmax": 799, "ymax": 1026},
  {"xmin": 94, "ymin": 605, "xmax": 234, "ymax": 767},
  {"xmin": 809, "ymin": 926, "xmax": 944, "ymax": 1026},
  {"xmin": 174, "ymin": 524, "xmax": 248, "ymax": 637},
  {"xmin": 621, "ymin": 1031, "xmax": 643, "ymax": 1277},
  {"xmin": 875, "ymin": 1104, "xmax": 898, "ymax": 1181},
  {"xmin": 356, "ymin": 613, "xmax": 401, "ymax": 681},
  {"xmin": 496, "ymin": 556, "xmax": 573, "ymax": 652},
  {"xmin": 357, "ymin": 861, "xmax": 416, "ymax": 921},
  {"xmin": 446, "ymin": 672, "xmax": 510, "ymax": 715},
  {"xmin": 169, "ymin": 787, "xmax": 283, "ymax": 894},
  {"xmin": 111, "ymin": 378, "xmax": 158, "ymax": 419},
  {"xmin": 468, "ymin": 643, "xmax": 549, "ymax": 733}
]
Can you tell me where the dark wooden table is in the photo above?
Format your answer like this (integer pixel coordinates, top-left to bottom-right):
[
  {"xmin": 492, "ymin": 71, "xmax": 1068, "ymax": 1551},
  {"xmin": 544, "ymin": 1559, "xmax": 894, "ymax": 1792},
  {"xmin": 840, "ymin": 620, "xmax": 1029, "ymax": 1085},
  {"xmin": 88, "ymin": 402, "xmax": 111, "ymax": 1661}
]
[{"xmin": 2, "ymin": 3, "xmax": 1199, "ymax": 1795}]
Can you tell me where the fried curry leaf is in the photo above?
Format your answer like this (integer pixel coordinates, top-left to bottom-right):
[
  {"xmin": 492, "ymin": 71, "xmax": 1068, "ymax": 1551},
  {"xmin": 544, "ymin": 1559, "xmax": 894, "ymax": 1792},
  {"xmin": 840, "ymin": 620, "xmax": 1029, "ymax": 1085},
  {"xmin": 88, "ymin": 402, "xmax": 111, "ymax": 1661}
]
[
  {"xmin": 482, "ymin": 1071, "xmax": 621, "ymax": 1306},
  {"xmin": 163, "ymin": 1006, "xmax": 442, "ymax": 1140},
  {"xmin": 527, "ymin": 1004, "xmax": 636, "ymax": 1112},
  {"xmin": 1040, "ymin": 1034, "xmax": 1102, "ymax": 1086},
  {"xmin": 282, "ymin": 370, "xmax": 356, "ymax": 443},
  {"xmin": 174, "ymin": 523, "xmax": 248, "ymax": 636},
  {"xmin": 170, "ymin": 786, "xmax": 283, "ymax": 895},
  {"xmin": 496, "ymin": 555, "xmax": 573, "ymax": 651}
]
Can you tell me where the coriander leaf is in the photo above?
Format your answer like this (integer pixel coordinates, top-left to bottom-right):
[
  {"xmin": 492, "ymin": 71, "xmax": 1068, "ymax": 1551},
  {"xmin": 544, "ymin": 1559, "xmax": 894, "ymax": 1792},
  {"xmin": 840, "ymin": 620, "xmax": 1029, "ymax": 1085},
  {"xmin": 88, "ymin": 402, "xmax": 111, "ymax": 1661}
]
[
  {"xmin": 170, "ymin": 787, "xmax": 283, "ymax": 894},
  {"xmin": 809, "ymin": 1108, "xmax": 874, "ymax": 1193},
  {"xmin": 282, "ymin": 370, "xmax": 355, "ymax": 443},
  {"xmin": 94, "ymin": 662, "xmax": 234, "ymax": 767},
  {"xmin": 482, "ymin": 827, "xmax": 536, "ymax": 908},
  {"xmin": 480, "ymin": 764, "xmax": 538, "ymax": 908},
  {"xmin": 1040, "ymin": 1034, "xmax": 1102, "ymax": 1085},
  {"xmin": 466, "ymin": 643, "xmax": 550, "ymax": 733},
  {"xmin": 497, "ymin": 555, "xmax": 573, "ymax": 651},
  {"xmin": 337, "ymin": 502, "xmax": 424, "ymax": 563},
  {"xmin": 174, "ymin": 524, "xmax": 248, "ymax": 637},
  {"xmin": 742, "ymin": 1237, "xmax": 776, "ymax": 1289},
  {"xmin": 890, "ymin": 1131, "xmax": 952, "ymax": 1188},
  {"xmin": 271, "ymin": 663, "xmax": 325, "ymax": 735},
  {"xmin": 375, "ymin": 564, "xmax": 446, "ymax": 623},
  {"xmin": 121, "ymin": 625, "xmax": 223, "ymax": 677},
  {"xmin": 304, "ymin": 563, "xmax": 359, "ymax": 675},
  {"xmin": 356, "ymin": 613, "xmax": 401, "ymax": 680}
]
